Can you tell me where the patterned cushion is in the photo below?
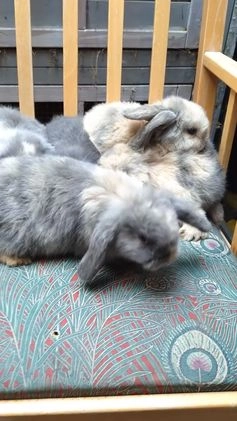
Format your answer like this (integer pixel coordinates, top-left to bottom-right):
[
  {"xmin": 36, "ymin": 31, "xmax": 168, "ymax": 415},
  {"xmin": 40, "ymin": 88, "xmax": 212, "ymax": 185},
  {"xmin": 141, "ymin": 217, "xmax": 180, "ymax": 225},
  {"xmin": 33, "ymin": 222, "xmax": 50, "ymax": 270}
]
[{"xmin": 0, "ymin": 227, "xmax": 237, "ymax": 398}]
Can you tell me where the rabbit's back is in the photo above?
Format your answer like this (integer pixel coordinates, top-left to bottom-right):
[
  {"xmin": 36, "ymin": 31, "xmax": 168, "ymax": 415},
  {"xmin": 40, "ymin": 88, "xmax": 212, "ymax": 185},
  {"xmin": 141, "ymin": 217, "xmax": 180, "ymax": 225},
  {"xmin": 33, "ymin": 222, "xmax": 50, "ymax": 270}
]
[
  {"xmin": 46, "ymin": 115, "xmax": 100, "ymax": 162},
  {"xmin": 0, "ymin": 156, "xmax": 94, "ymax": 258},
  {"xmin": 0, "ymin": 128, "xmax": 54, "ymax": 159},
  {"xmin": 0, "ymin": 106, "xmax": 53, "ymax": 158},
  {"xmin": 0, "ymin": 106, "xmax": 46, "ymax": 135}
]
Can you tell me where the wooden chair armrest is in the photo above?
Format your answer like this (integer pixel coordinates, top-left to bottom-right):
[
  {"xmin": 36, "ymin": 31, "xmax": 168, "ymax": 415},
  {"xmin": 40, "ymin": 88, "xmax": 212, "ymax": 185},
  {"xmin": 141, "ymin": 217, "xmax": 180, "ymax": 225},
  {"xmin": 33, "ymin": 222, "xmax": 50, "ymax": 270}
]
[{"xmin": 204, "ymin": 52, "xmax": 237, "ymax": 92}]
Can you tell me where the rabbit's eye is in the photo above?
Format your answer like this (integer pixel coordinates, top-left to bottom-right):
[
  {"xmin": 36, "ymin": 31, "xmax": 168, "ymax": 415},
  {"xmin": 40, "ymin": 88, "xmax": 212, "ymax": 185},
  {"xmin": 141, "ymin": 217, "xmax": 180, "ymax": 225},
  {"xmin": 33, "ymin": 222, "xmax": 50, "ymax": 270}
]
[{"xmin": 186, "ymin": 127, "xmax": 198, "ymax": 136}]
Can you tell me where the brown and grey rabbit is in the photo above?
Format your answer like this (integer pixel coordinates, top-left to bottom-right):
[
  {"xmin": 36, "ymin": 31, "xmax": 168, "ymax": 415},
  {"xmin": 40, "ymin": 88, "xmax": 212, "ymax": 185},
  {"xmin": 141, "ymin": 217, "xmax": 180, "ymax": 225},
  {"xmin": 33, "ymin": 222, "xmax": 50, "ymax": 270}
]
[
  {"xmin": 0, "ymin": 155, "xmax": 211, "ymax": 284},
  {"xmin": 84, "ymin": 96, "xmax": 225, "ymax": 241},
  {"xmin": 0, "ymin": 106, "xmax": 54, "ymax": 158}
]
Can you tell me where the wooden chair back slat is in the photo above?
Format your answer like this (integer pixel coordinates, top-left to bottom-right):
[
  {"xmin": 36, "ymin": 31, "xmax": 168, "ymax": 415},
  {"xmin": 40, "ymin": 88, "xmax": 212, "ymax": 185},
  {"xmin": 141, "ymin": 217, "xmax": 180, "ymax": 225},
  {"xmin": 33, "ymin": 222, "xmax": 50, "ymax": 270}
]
[
  {"xmin": 63, "ymin": 0, "xmax": 79, "ymax": 116},
  {"xmin": 14, "ymin": 0, "xmax": 34, "ymax": 117},
  {"xmin": 106, "ymin": 0, "xmax": 125, "ymax": 102},
  {"xmin": 148, "ymin": 0, "xmax": 171, "ymax": 104},
  {"xmin": 218, "ymin": 89, "xmax": 237, "ymax": 255},
  {"xmin": 218, "ymin": 89, "xmax": 237, "ymax": 170},
  {"xmin": 192, "ymin": 0, "xmax": 228, "ymax": 122}
]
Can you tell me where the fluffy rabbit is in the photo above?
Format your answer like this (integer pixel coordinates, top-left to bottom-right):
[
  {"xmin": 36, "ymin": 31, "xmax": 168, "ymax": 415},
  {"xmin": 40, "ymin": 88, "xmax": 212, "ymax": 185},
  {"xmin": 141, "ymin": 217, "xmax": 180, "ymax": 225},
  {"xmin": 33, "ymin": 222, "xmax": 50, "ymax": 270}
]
[
  {"xmin": 0, "ymin": 156, "xmax": 210, "ymax": 284},
  {"xmin": 46, "ymin": 115, "xmax": 100, "ymax": 162},
  {"xmin": 84, "ymin": 96, "xmax": 225, "ymax": 241},
  {"xmin": 83, "ymin": 101, "xmax": 148, "ymax": 152},
  {"xmin": 0, "ymin": 106, "xmax": 54, "ymax": 158}
]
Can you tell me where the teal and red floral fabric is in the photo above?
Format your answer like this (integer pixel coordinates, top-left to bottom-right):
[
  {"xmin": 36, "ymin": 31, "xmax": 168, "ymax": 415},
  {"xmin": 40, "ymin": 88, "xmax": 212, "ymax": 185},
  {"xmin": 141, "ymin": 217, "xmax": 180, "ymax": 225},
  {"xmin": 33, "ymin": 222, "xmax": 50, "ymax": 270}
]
[{"xmin": 0, "ymin": 228, "xmax": 236, "ymax": 398}]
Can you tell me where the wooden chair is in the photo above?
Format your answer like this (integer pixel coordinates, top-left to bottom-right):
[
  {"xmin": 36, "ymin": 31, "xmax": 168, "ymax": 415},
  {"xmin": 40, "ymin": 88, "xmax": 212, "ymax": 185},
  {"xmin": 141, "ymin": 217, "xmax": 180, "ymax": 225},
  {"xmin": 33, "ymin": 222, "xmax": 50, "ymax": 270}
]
[{"xmin": 0, "ymin": 0, "xmax": 237, "ymax": 418}]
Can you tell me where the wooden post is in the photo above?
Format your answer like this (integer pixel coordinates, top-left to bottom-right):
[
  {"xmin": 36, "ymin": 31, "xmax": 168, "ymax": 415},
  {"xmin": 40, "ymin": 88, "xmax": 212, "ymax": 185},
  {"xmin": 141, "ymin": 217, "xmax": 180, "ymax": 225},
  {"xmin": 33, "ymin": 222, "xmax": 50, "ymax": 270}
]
[
  {"xmin": 219, "ymin": 89, "xmax": 237, "ymax": 170},
  {"xmin": 63, "ymin": 0, "xmax": 78, "ymax": 116},
  {"xmin": 192, "ymin": 0, "xmax": 228, "ymax": 122},
  {"xmin": 149, "ymin": 0, "xmax": 171, "ymax": 103},
  {"xmin": 231, "ymin": 223, "xmax": 237, "ymax": 255},
  {"xmin": 14, "ymin": 0, "xmax": 34, "ymax": 117},
  {"xmin": 106, "ymin": 0, "xmax": 125, "ymax": 102}
]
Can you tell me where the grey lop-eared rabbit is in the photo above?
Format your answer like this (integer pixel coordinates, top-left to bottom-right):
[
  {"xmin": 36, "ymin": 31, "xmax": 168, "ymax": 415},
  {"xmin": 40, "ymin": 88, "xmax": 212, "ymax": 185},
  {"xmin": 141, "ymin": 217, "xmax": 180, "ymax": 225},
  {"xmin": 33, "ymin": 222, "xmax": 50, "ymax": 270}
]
[
  {"xmin": 83, "ymin": 96, "xmax": 225, "ymax": 241},
  {"xmin": 0, "ymin": 155, "xmax": 211, "ymax": 283},
  {"xmin": 0, "ymin": 106, "xmax": 54, "ymax": 158}
]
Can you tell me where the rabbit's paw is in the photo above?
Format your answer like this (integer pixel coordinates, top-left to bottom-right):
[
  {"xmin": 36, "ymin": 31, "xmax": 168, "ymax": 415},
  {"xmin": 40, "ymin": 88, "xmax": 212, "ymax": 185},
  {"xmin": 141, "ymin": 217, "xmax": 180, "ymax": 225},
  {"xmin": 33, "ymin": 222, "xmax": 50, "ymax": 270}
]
[
  {"xmin": 179, "ymin": 223, "xmax": 209, "ymax": 242},
  {"xmin": 0, "ymin": 255, "xmax": 32, "ymax": 266}
]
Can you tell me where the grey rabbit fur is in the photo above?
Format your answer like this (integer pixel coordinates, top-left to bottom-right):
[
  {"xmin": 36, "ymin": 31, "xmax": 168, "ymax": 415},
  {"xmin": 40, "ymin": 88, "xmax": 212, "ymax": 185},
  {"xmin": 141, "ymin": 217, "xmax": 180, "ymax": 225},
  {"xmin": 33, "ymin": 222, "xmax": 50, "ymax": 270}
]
[
  {"xmin": 0, "ymin": 155, "xmax": 211, "ymax": 283},
  {"xmin": 0, "ymin": 106, "xmax": 99, "ymax": 162},
  {"xmin": 0, "ymin": 106, "xmax": 54, "ymax": 158},
  {"xmin": 0, "ymin": 101, "xmax": 224, "ymax": 242},
  {"xmin": 46, "ymin": 115, "xmax": 100, "ymax": 162},
  {"xmin": 84, "ymin": 96, "xmax": 226, "ymax": 241}
]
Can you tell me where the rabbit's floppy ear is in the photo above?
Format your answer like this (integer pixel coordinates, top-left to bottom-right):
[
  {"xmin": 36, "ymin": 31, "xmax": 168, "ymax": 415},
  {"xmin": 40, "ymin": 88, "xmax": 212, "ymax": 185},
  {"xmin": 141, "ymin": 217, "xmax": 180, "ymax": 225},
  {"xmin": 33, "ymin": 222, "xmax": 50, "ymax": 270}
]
[
  {"xmin": 78, "ymin": 208, "xmax": 120, "ymax": 284},
  {"xmin": 123, "ymin": 104, "xmax": 163, "ymax": 121},
  {"xmin": 130, "ymin": 109, "xmax": 177, "ymax": 150},
  {"xmin": 170, "ymin": 197, "xmax": 211, "ymax": 233}
]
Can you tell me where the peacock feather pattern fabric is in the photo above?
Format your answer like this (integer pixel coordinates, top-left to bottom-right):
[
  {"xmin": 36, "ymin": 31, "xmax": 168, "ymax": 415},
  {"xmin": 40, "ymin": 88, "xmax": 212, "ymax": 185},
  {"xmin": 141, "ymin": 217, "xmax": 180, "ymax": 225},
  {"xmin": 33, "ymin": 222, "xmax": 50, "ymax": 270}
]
[{"xmin": 0, "ymin": 227, "xmax": 236, "ymax": 398}]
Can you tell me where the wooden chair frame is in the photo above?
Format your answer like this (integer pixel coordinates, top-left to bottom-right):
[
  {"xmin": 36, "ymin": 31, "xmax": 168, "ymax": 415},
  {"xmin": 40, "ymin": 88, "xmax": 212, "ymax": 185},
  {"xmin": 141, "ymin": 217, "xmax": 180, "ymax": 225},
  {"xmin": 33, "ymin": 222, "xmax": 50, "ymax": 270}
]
[{"xmin": 0, "ymin": 0, "xmax": 237, "ymax": 418}]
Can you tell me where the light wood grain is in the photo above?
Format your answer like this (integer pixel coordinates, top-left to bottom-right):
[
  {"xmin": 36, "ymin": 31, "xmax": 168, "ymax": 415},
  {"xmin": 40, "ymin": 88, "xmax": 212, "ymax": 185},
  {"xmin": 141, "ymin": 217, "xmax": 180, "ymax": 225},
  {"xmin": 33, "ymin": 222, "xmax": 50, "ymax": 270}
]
[
  {"xmin": 106, "ymin": 0, "xmax": 125, "ymax": 102},
  {"xmin": 0, "ymin": 392, "xmax": 237, "ymax": 420},
  {"xmin": 14, "ymin": 0, "xmax": 34, "ymax": 117},
  {"xmin": 204, "ymin": 52, "xmax": 237, "ymax": 93},
  {"xmin": 193, "ymin": 0, "xmax": 228, "ymax": 122},
  {"xmin": 219, "ymin": 89, "xmax": 237, "ymax": 170},
  {"xmin": 63, "ymin": 0, "xmax": 78, "ymax": 116},
  {"xmin": 231, "ymin": 222, "xmax": 237, "ymax": 255},
  {"xmin": 149, "ymin": 0, "xmax": 171, "ymax": 103}
]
